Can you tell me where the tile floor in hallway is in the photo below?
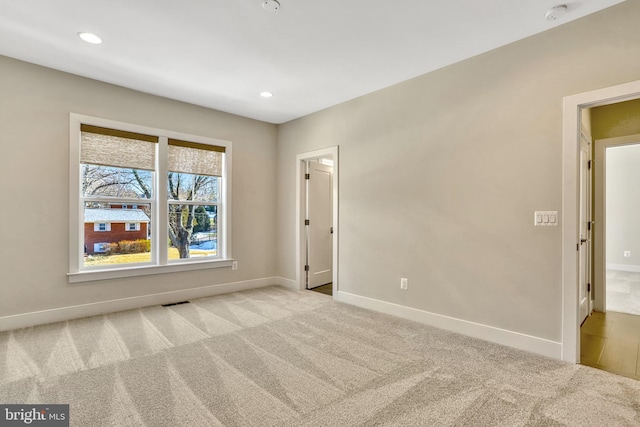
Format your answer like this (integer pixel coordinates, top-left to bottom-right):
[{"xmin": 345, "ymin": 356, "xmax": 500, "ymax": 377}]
[
  {"xmin": 581, "ymin": 311, "xmax": 640, "ymax": 380},
  {"xmin": 607, "ymin": 269, "xmax": 640, "ymax": 316}
]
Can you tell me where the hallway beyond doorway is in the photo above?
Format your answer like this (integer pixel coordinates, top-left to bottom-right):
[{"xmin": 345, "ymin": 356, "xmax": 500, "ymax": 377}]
[{"xmin": 607, "ymin": 270, "xmax": 640, "ymax": 316}]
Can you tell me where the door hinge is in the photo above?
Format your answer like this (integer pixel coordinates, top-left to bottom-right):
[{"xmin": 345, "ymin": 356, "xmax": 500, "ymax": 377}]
[
  {"xmin": 588, "ymin": 160, "xmax": 592, "ymax": 169},
  {"xmin": 305, "ymin": 219, "xmax": 310, "ymax": 225},
  {"xmin": 305, "ymin": 173, "xmax": 310, "ymax": 180},
  {"xmin": 587, "ymin": 283, "xmax": 591, "ymax": 292},
  {"xmin": 304, "ymin": 265, "xmax": 309, "ymax": 272},
  {"xmin": 587, "ymin": 222, "xmax": 591, "ymax": 231}
]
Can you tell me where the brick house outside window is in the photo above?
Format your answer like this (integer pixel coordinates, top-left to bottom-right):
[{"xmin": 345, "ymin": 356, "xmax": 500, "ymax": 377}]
[{"xmin": 84, "ymin": 208, "xmax": 150, "ymax": 254}]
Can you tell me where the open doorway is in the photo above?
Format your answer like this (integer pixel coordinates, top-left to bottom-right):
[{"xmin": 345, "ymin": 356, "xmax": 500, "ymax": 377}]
[
  {"xmin": 295, "ymin": 147, "xmax": 339, "ymax": 297},
  {"xmin": 562, "ymin": 79, "xmax": 640, "ymax": 364},
  {"xmin": 306, "ymin": 158, "xmax": 333, "ymax": 294},
  {"xmin": 565, "ymin": 87, "xmax": 640, "ymax": 378},
  {"xmin": 581, "ymin": 133, "xmax": 640, "ymax": 379}
]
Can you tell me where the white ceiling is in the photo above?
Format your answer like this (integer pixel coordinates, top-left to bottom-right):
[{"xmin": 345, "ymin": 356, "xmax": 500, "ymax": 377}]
[{"xmin": 0, "ymin": 0, "xmax": 627, "ymax": 124}]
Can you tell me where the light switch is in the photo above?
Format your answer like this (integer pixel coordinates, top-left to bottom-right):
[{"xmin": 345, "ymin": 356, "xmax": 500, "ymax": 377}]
[{"xmin": 534, "ymin": 211, "xmax": 559, "ymax": 226}]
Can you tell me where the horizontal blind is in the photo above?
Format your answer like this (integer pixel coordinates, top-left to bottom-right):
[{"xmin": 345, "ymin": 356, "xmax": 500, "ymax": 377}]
[
  {"xmin": 168, "ymin": 139, "xmax": 224, "ymax": 177},
  {"xmin": 80, "ymin": 124, "xmax": 158, "ymax": 171}
]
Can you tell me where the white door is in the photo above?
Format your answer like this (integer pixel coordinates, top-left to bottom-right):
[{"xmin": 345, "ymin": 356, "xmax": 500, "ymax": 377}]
[
  {"xmin": 306, "ymin": 161, "xmax": 333, "ymax": 288},
  {"xmin": 579, "ymin": 133, "xmax": 592, "ymax": 324}
]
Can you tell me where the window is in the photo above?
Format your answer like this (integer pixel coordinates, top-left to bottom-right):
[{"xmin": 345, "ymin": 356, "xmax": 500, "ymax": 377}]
[
  {"xmin": 167, "ymin": 139, "xmax": 222, "ymax": 259},
  {"xmin": 95, "ymin": 223, "xmax": 110, "ymax": 232},
  {"xmin": 69, "ymin": 115, "xmax": 232, "ymax": 282}
]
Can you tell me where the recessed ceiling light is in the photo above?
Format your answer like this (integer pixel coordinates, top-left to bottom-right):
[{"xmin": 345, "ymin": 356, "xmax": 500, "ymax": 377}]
[
  {"xmin": 78, "ymin": 32, "xmax": 103, "ymax": 44},
  {"xmin": 260, "ymin": 91, "xmax": 274, "ymax": 98},
  {"xmin": 544, "ymin": 5, "xmax": 568, "ymax": 21}
]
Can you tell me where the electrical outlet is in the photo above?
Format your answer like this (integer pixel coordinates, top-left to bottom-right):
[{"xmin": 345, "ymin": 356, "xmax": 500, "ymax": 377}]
[
  {"xmin": 400, "ymin": 278, "xmax": 408, "ymax": 290},
  {"xmin": 232, "ymin": 261, "xmax": 238, "ymax": 270},
  {"xmin": 624, "ymin": 251, "xmax": 631, "ymax": 258}
]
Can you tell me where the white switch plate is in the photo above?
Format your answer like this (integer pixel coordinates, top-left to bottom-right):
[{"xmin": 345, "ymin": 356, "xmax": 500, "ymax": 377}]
[
  {"xmin": 400, "ymin": 278, "xmax": 408, "ymax": 290},
  {"xmin": 534, "ymin": 211, "xmax": 559, "ymax": 226},
  {"xmin": 232, "ymin": 261, "xmax": 238, "ymax": 270}
]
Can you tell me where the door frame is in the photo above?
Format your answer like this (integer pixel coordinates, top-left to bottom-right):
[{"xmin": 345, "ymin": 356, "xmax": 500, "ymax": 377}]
[
  {"xmin": 296, "ymin": 146, "xmax": 339, "ymax": 295},
  {"xmin": 578, "ymin": 131, "xmax": 592, "ymax": 324},
  {"xmin": 306, "ymin": 160, "xmax": 333, "ymax": 288},
  {"xmin": 562, "ymin": 79, "xmax": 640, "ymax": 363}
]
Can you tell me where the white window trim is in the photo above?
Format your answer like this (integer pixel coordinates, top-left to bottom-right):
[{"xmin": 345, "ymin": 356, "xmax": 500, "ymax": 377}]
[
  {"xmin": 125, "ymin": 222, "xmax": 140, "ymax": 231},
  {"xmin": 68, "ymin": 113, "xmax": 233, "ymax": 283},
  {"xmin": 94, "ymin": 222, "xmax": 111, "ymax": 232}
]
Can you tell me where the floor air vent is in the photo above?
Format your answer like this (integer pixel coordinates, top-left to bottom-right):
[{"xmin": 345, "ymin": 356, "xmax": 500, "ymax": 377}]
[{"xmin": 161, "ymin": 301, "xmax": 191, "ymax": 307}]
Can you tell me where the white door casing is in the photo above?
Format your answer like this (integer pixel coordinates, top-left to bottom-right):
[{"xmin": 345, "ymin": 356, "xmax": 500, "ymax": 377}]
[
  {"xmin": 578, "ymin": 132, "xmax": 592, "ymax": 324},
  {"xmin": 306, "ymin": 161, "xmax": 333, "ymax": 288},
  {"xmin": 593, "ymin": 138, "xmax": 607, "ymax": 313}
]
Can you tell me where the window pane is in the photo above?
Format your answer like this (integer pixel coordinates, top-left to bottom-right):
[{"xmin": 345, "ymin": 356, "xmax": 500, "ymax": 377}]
[
  {"xmin": 167, "ymin": 172, "xmax": 219, "ymax": 202},
  {"xmin": 168, "ymin": 204, "xmax": 217, "ymax": 259},
  {"xmin": 83, "ymin": 202, "xmax": 152, "ymax": 267},
  {"xmin": 82, "ymin": 164, "xmax": 153, "ymax": 199}
]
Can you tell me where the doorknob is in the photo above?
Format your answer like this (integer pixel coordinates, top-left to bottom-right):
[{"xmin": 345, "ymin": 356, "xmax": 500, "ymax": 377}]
[{"xmin": 330, "ymin": 227, "xmax": 333, "ymax": 234}]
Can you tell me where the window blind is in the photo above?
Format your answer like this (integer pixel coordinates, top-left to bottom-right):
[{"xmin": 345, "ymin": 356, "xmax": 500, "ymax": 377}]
[
  {"xmin": 80, "ymin": 124, "xmax": 158, "ymax": 171},
  {"xmin": 168, "ymin": 139, "xmax": 225, "ymax": 177}
]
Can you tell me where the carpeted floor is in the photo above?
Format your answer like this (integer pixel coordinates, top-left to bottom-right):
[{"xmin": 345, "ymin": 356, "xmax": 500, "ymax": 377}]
[{"xmin": 1, "ymin": 286, "xmax": 640, "ymax": 426}]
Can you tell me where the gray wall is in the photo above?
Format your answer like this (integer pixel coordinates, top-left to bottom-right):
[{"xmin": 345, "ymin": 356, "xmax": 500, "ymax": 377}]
[
  {"xmin": 277, "ymin": 0, "xmax": 640, "ymax": 342},
  {"xmin": 0, "ymin": 55, "xmax": 278, "ymax": 317}
]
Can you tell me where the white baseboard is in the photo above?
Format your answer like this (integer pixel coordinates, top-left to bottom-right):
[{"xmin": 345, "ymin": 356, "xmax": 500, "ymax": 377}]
[
  {"xmin": 0, "ymin": 277, "xmax": 278, "ymax": 332},
  {"xmin": 275, "ymin": 276, "xmax": 300, "ymax": 290},
  {"xmin": 606, "ymin": 263, "xmax": 640, "ymax": 273},
  {"xmin": 334, "ymin": 290, "xmax": 562, "ymax": 360}
]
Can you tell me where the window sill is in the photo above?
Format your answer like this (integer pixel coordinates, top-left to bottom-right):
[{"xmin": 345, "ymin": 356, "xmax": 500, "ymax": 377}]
[{"xmin": 67, "ymin": 259, "xmax": 234, "ymax": 283}]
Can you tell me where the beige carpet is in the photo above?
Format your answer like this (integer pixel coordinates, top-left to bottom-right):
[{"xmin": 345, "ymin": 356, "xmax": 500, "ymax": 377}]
[{"xmin": 1, "ymin": 286, "xmax": 640, "ymax": 426}]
